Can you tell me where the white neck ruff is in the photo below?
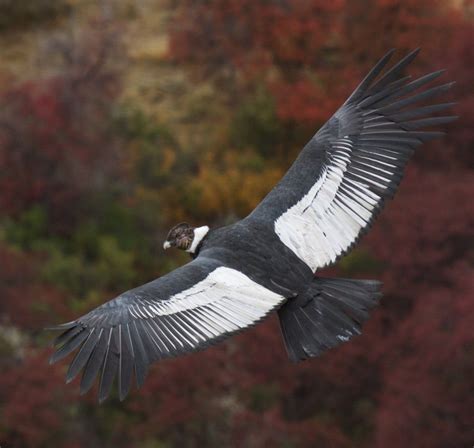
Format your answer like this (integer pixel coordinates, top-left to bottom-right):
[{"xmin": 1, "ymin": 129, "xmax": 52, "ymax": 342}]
[{"xmin": 186, "ymin": 226, "xmax": 210, "ymax": 253}]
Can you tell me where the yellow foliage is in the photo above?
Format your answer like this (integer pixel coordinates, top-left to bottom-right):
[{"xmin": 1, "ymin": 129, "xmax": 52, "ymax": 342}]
[
  {"xmin": 128, "ymin": 35, "xmax": 169, "ymax": 61},
  {"xmin": 191, "ymin": 150, "xmax": 284, "ymax": 219},
  {"xmin": 161, "ymin": 147, "xmax": 175, "ymax": 171}
]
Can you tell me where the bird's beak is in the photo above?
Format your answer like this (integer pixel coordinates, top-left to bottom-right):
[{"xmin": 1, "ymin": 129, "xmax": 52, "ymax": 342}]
[{"xmin": 163, "ymin": 241, "xmax": 171, "ymax": 250}]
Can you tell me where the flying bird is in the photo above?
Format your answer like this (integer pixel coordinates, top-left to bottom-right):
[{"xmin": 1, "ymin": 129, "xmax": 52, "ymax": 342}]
[{"xmin": 48, "ymin": 49, "xmax": 456, "ymax": 403}]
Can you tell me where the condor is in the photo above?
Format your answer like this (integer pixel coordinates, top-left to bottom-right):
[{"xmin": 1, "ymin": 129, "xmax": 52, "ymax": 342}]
[{"xmin": 49, "ymin": 49, "xmax": 456, "ymax": 402}]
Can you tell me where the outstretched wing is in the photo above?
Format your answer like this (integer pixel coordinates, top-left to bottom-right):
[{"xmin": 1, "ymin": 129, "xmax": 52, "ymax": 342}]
[
  {"xmin": 248, "ymin": 49, "xmax": 456, "ymax": 272},
  {"xmin": 49, "ymin": 256, "xmax": 285, "ymax": 402}
]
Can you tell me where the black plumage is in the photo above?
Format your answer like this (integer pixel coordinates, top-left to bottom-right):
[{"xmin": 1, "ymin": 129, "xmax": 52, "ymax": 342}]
[{"xmin": 48, "ymin": 49, "xmax": 456, "ymax": 402}]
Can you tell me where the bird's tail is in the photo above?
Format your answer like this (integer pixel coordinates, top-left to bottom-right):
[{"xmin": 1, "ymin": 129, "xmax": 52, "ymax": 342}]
[{"xmin": 278, "ymin": 277, "xmax": 382, "ymax": 362}]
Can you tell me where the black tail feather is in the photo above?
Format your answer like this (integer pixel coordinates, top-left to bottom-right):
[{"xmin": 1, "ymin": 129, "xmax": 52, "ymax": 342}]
[{"xmin": 278, "ymin": 277, "xmax": 382, "ymax": 362}]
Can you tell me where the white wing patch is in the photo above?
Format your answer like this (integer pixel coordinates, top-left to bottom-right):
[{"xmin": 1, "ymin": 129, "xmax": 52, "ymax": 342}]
[
  {"xmin": 129, "ymin": 267, "xmax": 285, "ymax": 341},
  {"xmin": 274, "ymin": 137, "xmax": 386, "ymax": 272}
]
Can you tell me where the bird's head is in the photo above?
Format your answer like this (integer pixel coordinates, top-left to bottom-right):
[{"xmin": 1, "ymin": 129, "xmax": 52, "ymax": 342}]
[{"xmin": 163, "ymin": 223, "xmax": 209, "ymax": 253}]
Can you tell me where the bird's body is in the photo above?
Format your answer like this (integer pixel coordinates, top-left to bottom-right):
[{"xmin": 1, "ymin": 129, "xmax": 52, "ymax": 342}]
[
  {"xmin": 198, "ymin": 219, "xmax": 313, "ymax": 294},
  {"xmin": 49, "ymin": 49, "xmax": 456, "ymax": 402}
]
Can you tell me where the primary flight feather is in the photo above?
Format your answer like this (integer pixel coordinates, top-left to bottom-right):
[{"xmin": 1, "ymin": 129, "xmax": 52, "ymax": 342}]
[{"xmin": 48, "ymin": 49, "xmax": 456, "ymax": 402}]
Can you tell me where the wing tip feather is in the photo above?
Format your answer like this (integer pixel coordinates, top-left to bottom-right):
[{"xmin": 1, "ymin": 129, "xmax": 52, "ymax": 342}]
[{"xmin": 45, "ymin": 321, "xmax": 77, "ymax": 331}]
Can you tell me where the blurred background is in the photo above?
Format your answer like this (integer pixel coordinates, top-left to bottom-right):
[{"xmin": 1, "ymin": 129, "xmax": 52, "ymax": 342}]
[{"xmin": 0, "ymin": 1, "xmax": 472, "ymax": 447}]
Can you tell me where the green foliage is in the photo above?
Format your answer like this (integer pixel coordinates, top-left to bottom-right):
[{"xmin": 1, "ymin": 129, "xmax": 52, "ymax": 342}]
[
  {"xmin": 231, "ymin": 86, "xmax": 284, "ymax": 158},
  {"xmin": 114, "ymin": 104, "xmax": 183, "ymax": 186},
  {"xmin": 41, "ymin": 235, "xmax": 136, "ymax": 298},
  {"xmin": 248, "ymin": 383, "xmax": 279, "ymax": 413},
  {"xmin": 95, "ymin": 236, "xmax": 137, "ymax": 289},
  {"xmin": 74, "ymin": 197, "xmax": 144, "ymax": 254},
  {"xmin": 338, "ymin": 249, "xmax": 384, "ymax": 276},
  {"xmin": 140, "ymin": 439, "xmax": 171, "ymax": 448},
  {"xmin": 2, "ymin": 198, "xmax": 156, "ymax": 297},
  {"xmin": 3, "ymin": 205, "xmax": 48, "ymax": 250}
]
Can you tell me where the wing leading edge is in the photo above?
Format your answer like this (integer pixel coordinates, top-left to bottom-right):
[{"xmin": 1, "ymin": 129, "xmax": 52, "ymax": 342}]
[
  {"xmin": 249, "ymin": 49, "xmax": 456, "ymax": 272},
  {"xmin": 49, "ymin": 257, "xmax": 285, "ymax": 402},
  {"xmin": 48, "ymin": 49, "xmax": 457, "ymax": 402}
]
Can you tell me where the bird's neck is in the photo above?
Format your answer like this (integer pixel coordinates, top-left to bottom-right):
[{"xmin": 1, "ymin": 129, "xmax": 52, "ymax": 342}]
[{"xmin": 186, "ymin": 226, "xmax": 210, "ymax": 254}]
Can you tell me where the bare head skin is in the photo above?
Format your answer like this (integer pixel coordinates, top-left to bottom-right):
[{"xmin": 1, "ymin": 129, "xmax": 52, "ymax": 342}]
[
  {"xmin": 163, "ymin": 223, "xmax": 210, "ymax": 253},
  {"xmin": 163, "ymin": 222, "xmax": 194, "ymax": 251}
]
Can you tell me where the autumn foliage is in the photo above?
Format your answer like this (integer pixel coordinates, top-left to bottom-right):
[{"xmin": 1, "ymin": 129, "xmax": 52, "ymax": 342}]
[{"xmin": 0, "ymin": 1, "xmax": 473, "ymax": 447}]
